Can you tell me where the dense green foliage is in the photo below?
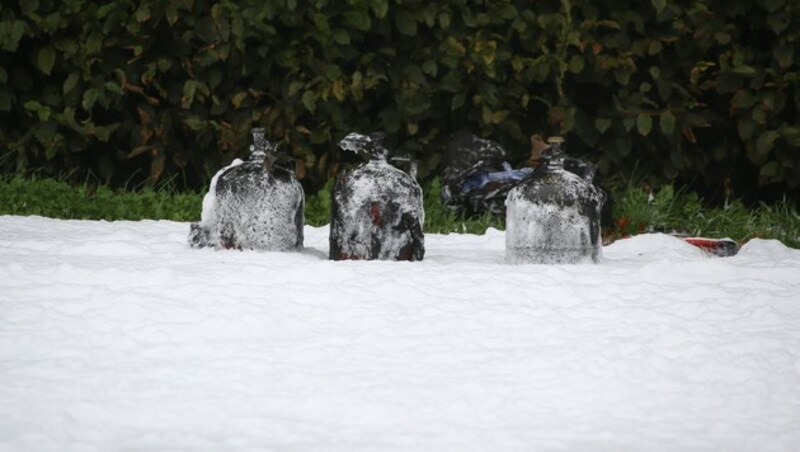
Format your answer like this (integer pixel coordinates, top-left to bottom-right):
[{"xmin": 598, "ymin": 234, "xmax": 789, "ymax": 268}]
[
  {"xmin": 1, "ymin": 0, "xmax": 798, "ymax": 200},
  {"xmin": 2, "ymin": 176, "xmax": 798, "ymax": 248}
]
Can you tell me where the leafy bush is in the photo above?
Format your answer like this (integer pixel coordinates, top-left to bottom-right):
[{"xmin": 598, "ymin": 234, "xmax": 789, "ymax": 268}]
[{"xmin": 1, "ymin": 0, "xmax": 798, "ymax": 199}]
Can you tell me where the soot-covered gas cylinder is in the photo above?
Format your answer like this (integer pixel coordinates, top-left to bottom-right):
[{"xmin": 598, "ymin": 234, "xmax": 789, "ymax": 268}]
[
  {"xmin": 188, "ymin": 128, "xmax": 304, "ymax": 251},
  {"xmin": 505, "ymin": 137, "xmax": 603, "ymax": 264},
  {"xmin": 329, "ymin": 132, "xmax": 425, "ymax": 261}
]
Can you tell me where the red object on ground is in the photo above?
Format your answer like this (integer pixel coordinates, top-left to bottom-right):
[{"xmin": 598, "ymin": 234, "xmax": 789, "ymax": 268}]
[{"xmin": 683, "ymin": 237, "xmax": 739, "ymax": 257}]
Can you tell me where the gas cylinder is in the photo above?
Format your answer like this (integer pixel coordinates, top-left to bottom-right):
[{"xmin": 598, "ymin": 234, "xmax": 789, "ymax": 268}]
[
  {"xmin": 329, "ymin": 132, "xmax": 425, "ymax": 261},
  {"xmin": 188, "ymin": 128, "xmax": 304, "ymax": 251},
  {"xmin": 505, "ymin": 137, "xmax": 602, "ymax": 264}
]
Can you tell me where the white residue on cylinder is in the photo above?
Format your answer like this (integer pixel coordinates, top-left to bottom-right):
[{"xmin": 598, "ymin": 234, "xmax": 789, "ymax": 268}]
[
  {"xmin": 199, "ymin": 158, "xmax": 243, "ymax": 228},
  {"xmin": 332, "ymin": 160, "xmax": 424, "ymax": 259},
  {"xmin": 505, "ymin": 189, "xmax": 601, "ymax": 265}
]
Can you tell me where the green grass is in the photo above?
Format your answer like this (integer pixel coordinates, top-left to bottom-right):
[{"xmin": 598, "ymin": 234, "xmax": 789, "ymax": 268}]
[
  {"xmin": 612, "ymin": 182, "xmax": 800, "ymax": 248},
  {"xmin": 422, "ymin": 178, "xmax": 504, "ymax": 235},
  {"xmin": 0, "ymin": 175, "xmax": 202, "ymax": 222},
  {"xmin": 1, "ymin": 174, "xmax": 798, "ymax": 248}
]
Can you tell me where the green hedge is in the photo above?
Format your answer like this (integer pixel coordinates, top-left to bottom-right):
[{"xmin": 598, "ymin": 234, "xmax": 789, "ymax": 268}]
[{"xmin": 1, "ymin": 0, "xmax": 798, "ymax": 198}]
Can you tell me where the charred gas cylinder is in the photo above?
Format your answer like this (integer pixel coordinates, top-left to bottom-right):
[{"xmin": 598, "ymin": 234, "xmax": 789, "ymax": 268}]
[
  {"xmin": 505, "ymin": 137, "xmax": 602, "ymax": 264},
  {"xmin": 188, "ymin": 127, "xmax": 304, "ymax": 251},
  {"xmin": 329, "ymin": 132, "xmax": 425, "ymax": 261}
]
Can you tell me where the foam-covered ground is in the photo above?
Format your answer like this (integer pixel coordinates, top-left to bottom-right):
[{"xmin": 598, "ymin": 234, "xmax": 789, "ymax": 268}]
[{"xmin": 1, "ymin": 215, "xmax": 799, "ymax": 451}]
